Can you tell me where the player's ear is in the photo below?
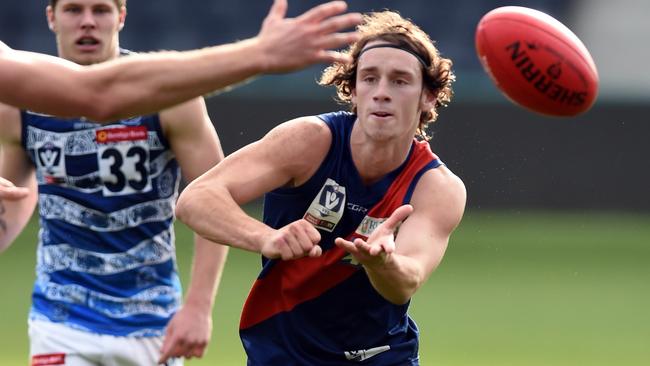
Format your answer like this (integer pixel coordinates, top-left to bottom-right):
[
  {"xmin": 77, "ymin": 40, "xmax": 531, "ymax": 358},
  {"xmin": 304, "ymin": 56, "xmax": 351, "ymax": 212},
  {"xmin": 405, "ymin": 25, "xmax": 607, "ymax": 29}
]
[
  {"xmin": 351, "ymin": 87, "xmax": 357, "ymax": 105},
  {"xmin": 46, "ymin": 5, "xmax": 56, "ymax": 32},
  {"xmin": 419, "ymin": 88, "xmax": 436, "ymax": 111},
  {"xmin": 117, "ymin": 6, "xmax": 127, "ymax": 31}
]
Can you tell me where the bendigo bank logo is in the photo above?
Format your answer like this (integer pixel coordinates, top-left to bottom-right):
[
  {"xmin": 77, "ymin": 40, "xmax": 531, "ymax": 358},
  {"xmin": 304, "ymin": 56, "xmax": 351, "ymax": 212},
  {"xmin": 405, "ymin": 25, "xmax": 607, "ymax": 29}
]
[
  {"xmin": 96, "ymin": 126, "xmax": 148, "ymax": 144},
  {"xmin": 505, "ymin": 40, "xmax": 587, "ymax": 106}
]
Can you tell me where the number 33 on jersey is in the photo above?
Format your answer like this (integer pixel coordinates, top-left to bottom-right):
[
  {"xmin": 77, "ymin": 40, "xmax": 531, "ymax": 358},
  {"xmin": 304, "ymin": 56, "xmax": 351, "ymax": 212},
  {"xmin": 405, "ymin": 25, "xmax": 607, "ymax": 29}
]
[{"xmin": 96, "ymin": 126, "xmax": 151, "ymax": 196}]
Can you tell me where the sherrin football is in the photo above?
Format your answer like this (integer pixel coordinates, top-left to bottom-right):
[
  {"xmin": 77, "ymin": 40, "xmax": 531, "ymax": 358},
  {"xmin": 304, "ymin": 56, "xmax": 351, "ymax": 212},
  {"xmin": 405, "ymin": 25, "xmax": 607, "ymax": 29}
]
[{"xmin": 475, "ymin": 6, "xmax": 599, "ymax": 117}]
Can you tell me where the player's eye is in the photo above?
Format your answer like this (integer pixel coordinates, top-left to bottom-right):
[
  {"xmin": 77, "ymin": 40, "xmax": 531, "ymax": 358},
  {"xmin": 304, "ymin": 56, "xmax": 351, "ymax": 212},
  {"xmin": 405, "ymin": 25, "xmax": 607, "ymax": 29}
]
[
  {"xmin": 94, "ymin": 6, "xmax": 112, "ymax": 14},
  {"xmin": 64, "ymin": 6, "xmax": 82, "ymax": 13}
]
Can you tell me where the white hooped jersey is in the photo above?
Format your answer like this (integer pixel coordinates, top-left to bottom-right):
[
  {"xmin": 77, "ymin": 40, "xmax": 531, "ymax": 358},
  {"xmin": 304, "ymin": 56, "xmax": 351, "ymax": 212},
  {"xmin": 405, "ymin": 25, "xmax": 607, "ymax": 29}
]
[{"xmin": 21, "ymin": 110, "xmax": 182, "ymax": 337}]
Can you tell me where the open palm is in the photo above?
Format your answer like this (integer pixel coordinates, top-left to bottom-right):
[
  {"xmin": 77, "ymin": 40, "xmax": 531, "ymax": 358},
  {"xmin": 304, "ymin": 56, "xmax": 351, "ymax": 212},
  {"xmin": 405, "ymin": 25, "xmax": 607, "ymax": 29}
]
[{"xmin": 335, "ymin": 204, "xmax": 413, "ymax": 266}]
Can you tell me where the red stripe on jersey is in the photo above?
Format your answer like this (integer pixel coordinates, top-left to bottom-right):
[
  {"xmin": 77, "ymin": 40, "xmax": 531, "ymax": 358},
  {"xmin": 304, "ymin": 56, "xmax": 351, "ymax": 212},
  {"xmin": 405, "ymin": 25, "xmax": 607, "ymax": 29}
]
[
  {"xmin": 240, "ymin": 246, "xmax": 355, "ymax": 329},
  {"xmin": 240, "ymin": 140, "xmax": 437, "ymax": 329},
  {"xmin": 32, "ymin": 353, "xmax": 66, "ymax": 366},
  {"xmin": 363, "ymin": 141, "xmax": 436, "ymax": 223}
]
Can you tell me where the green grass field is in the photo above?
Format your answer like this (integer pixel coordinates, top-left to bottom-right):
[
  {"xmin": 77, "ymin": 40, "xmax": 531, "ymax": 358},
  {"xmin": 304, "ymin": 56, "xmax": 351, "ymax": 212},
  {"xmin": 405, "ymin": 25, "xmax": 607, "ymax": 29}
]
[{"xmin": 1, "ymin": 209, "xmax": 649, "ymax": 365}]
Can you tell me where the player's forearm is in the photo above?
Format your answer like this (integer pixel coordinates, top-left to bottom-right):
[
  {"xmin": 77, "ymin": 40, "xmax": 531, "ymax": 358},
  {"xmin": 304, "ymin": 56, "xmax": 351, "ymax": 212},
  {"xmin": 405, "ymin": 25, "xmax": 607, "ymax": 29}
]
[
  {"xmin": 0, "ymin": 191, "xmax": 37, "ymax": 253},
  {"xmin": 176, "ymin": 183, "xmax": 273, "ymax": 254},
  {"xmin": 1, "ymin": 39, "xmax": 266, "ymax": 122},
  {"xmin": 363, "ymin": 254, "xmax": 426, "ymax": 305},
  {"xmin": 0, "ymin": 156, "xmax": 38, "ymax": 252},
  {"xmin": 85, "ymin": 38, "xmax": 267, "ymax": 122},
  {"xmin": 183, "ymin": 234, "xmax": 229, "ymax": 313}
]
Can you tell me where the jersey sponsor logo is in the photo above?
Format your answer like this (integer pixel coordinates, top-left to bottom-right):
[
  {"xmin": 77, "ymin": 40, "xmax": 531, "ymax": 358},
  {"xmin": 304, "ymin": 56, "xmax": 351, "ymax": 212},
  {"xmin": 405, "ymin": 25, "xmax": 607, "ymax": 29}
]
[
  {"xmin": 31, "ymin": 353, "xmax": 65, "ymax": 365},
  {"xmin": 344, "ymin": 345, "xmax": 391, "ymax": 361},
  {"xmin": 304, "ymin": 178, "xmax": 346, "ymax": 232},
  {"xmin": 355, "ymin": 215, "xmax": 387, "ymax": 237},
  {"xmin": 346, "ymin": 202, "xmax": 368, "ymax": 214},
  {"xmin": 96, "ymin": 126, "xmax": 147, "ymax": 143}
]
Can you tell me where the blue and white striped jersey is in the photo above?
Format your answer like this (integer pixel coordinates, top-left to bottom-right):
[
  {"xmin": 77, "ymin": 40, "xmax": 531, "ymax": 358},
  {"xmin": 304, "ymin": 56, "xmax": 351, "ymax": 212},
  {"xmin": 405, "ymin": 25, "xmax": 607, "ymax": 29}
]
[{"xmin": 22, "ymin": 110, "xmax": 182, "ymax": 337}]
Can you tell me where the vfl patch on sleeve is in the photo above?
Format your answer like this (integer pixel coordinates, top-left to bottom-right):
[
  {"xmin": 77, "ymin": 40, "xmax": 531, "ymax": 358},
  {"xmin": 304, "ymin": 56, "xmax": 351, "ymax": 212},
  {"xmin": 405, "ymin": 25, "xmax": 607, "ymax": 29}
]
[{"xmin": 303, "ymin": 178, "xmax": 346, "ymax": 232}]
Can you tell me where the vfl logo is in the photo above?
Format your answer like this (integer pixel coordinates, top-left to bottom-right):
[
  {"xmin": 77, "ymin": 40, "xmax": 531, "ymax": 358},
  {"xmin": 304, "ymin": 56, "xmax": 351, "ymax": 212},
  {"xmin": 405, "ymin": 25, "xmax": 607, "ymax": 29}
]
[
  {"xmin": 344, "ymin": 345, "xmax": 391, "ymax": 362},
  {"xmin": 303, "ymin": 178, "xmax": 346, "ymax": 232},
  {"xmin": 319, "ymin": 185, "xmax": 345, "ymax": 212},
  {"xmin": 37, "ymin": 142, "xmax": 62, "ymax": 173},
  {"xmin": 35, "ymin": 140, "xmax": 67, "ymax": 181}
]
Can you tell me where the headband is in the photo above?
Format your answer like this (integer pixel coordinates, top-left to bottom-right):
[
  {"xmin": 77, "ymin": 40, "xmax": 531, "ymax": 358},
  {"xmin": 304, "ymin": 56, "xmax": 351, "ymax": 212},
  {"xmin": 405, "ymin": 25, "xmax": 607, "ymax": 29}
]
[{"xmin": 358, "ymin": 43, "xmax": 429, "ymax": 68}]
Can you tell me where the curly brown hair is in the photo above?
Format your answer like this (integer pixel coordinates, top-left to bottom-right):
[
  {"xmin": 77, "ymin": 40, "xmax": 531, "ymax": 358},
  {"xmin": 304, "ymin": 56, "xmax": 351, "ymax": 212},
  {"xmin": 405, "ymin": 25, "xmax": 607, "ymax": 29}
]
[{"xmin": 319, "ymin": 11, "xmax": 455, "ymax": 140}]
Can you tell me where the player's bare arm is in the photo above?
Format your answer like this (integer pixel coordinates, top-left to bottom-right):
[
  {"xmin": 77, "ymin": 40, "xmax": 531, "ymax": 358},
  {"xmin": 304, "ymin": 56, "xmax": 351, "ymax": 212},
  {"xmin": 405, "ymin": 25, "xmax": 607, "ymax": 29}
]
[
  {"xmin": 154, "ymin": 97, "xmax": 229, "ymax": 363},
  {"xmin": 0, "ymin": 1, "xmax": 360, "ymax": 122},
  {"xmin": 176, "ymin": 117, "xmax": 331, "ymax": 259},
  {"xmin": 0, "ymin": 103, "xmax": 38, "ymax": 252},
  {"xmin": 336, "ymin": 166, "xmax": 466, "ymax": 304}
]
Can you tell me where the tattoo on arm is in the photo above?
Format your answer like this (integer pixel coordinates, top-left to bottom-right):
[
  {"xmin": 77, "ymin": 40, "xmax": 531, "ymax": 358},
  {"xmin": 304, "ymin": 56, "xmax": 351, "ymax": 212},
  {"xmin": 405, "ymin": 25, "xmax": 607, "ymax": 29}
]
[{"xmin": 0, "ymin": 200, "xmax": 6, "ymax": 234}]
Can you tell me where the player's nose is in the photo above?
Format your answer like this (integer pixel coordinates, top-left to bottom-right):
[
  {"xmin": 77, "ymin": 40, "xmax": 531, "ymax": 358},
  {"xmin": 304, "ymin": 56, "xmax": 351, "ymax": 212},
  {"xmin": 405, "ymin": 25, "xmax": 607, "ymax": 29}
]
[{"xmin": 80, "ymin": 9, "xmax": 97, "ymax": 28}]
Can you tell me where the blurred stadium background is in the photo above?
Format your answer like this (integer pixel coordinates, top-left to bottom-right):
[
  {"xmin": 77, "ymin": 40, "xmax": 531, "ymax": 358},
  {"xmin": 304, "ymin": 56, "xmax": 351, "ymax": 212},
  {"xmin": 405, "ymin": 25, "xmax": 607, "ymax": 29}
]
[{"xmin": 1, "ymin": 0, "xmax": 648, "ymax": 365}]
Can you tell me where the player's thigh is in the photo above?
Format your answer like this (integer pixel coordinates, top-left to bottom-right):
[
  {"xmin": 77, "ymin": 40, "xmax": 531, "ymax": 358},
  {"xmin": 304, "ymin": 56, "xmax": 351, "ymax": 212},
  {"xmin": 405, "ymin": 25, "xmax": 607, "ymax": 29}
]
[
  {"xmin": 29, "ymin": 320, "xmax": 101, "ymax": 366},
  {"xmin": 103, "ymin": 335, "xmax": 183, "ymax": 366}
]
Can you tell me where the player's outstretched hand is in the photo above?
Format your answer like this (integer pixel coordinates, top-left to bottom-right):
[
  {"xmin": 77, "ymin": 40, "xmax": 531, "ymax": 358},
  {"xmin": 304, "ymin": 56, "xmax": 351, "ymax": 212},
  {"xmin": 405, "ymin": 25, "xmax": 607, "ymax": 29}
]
[
  {"xmin": 257, "ymin": 0, "xmax": 361, "ymax": 73},
  {"xmin": 0, "ymin": 176, "xmax": 29, "ymax": 200},
  {"xmin": 335, "ymin": 205, "xmax": 413, "ymax": 267},
  {"xmin": 262, "ymin": 219, "xmax": 322, "ymax": 260},
  {"xmin": 159, "ymin": 304, "xmax": 212, "ymax": 364}
]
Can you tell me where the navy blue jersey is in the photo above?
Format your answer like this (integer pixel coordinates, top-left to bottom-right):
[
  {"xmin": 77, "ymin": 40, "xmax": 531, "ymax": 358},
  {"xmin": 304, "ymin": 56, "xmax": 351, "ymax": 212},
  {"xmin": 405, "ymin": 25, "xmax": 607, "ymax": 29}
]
[
  {"xmin": 22, "ymin": 111, "xmax": 182, "ymax": 337},
  {"xmin": 240, "ymin": 111, "xmax": 443, "ymax": 365}
]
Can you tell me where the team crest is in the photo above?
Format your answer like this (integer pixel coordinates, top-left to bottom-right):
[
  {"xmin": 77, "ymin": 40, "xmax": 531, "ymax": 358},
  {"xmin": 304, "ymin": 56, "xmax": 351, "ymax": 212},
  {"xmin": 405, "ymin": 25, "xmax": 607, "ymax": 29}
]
[
  {"xmin": 303, "ymin": 178, "xmax": 346, "ymax": 232},
  {"xmin": 35, "ymin": 140, "xmax": 66, "ymax": 184}
]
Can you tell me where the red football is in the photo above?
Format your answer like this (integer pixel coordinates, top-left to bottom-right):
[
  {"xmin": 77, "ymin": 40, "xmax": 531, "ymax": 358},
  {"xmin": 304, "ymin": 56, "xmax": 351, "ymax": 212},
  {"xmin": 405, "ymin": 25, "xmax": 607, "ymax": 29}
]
[{"xmin": 475, "ymin": 6, "xmax": 599, "ymax": 117}]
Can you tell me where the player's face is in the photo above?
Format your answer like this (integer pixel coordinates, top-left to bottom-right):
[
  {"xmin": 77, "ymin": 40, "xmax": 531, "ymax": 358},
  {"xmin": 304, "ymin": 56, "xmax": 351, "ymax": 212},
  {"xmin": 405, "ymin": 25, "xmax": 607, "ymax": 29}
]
[
  {"xmin": 47, "ymin": 0, "xmax": 125, "ymax": 65},
  {"xmin": 352, "ymin": 42, "xmax": 434, "ymax": 142}
]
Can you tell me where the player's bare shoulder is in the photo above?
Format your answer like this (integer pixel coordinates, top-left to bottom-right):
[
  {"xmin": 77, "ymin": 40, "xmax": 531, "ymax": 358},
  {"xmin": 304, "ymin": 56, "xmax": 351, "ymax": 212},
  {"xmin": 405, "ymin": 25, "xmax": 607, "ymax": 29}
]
[
  {"xmin": 267, "ymin": 115, "xmax": 332, "ymax": 159},
  {"xmin": 262, "ymin": 115, "xmax": 333, "ymax": 185},
  {"xmin": 424, "ymin": 165, "xmax": 466, "ymax": 204},
  {"xmin": 411, "ymin": 164, "xmax": 467, "ymax": 231}
]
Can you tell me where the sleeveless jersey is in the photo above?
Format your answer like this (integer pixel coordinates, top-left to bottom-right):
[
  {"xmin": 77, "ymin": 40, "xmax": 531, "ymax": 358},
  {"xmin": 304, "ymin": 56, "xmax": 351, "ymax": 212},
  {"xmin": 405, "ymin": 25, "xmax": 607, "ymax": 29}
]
[
  {"xmin": 240, "ymin": 111, "xmax": 443, "ymax": 365},
  {"xmin": 21, "ymin": 111, "xmax": 182, "ymax": 337}
]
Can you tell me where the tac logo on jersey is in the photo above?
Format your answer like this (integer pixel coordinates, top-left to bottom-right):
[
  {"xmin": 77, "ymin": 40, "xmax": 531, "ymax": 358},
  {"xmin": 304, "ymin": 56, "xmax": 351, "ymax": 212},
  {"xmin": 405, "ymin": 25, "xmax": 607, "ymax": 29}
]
[
  {"xmin": 304, "ymin": 178, "xmax": 346, "ymax": 232},
  {"xmin": 355, "ymin": 215, "xmax": 386, "ymax": 237},
  {"xmin": 96, "ymin": 126, "xmax": 147, "ymax": 144}
]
